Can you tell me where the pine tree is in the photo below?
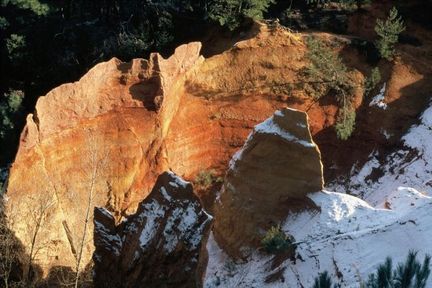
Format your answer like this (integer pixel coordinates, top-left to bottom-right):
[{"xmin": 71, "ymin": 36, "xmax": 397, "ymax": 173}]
[
  {"xmin": 316, "ymin": 252, "xmax": 431, "ymax": 288},
  {"xmin": 0, "ymin": 90, "xmax": 23, "ymax": 139},
  {"xmin": 365, "ymin": 67, "xmax": 381, "ymax": 96},
  {"xmin": 304, "ymin": 36, "xmax": 356, "ymax": 140},
  {"xmin": 367, "ymin": 257, "xmax": 393, "ymax": 288},
  {"xmin": 394, "ymin": 251, "xmax": 431, "ymax": 288},
  {"xmin": 414, "ymin": 255, "xmax": 431, "ymax": 288},
  {"xmin": 366, "ymin": 251, "xmax": 431, "ymax": 288},
  {"xmin": 208, "ymin": 0, "xmax": 275, "ymax": 30},
  {"xmin": 313, "ymin": 271, "xmax": 333, "ymax": 288},
  {"xmin": 374, "ymin": 7, "xmax": 406, "ymax": 60},
  {"xmin": 313, "ymin": 271, "xmax": 341, "ymax": 288}
]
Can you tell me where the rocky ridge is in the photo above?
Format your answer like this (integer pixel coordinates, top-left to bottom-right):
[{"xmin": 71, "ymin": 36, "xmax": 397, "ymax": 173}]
[
  {"xmin": 6, "ymin": 23, "xmax": 357, "ymax": 273},
  {"xmin": 93, "ymin": 171, "xmax": 212, "ymax": 288},
  {"xmin": 5, "ymin": 18, "xmax": 431, "ymax": 280}
]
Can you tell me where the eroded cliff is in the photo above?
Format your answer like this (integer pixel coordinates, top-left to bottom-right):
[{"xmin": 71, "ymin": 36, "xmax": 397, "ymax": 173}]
[
  {"xmin": 213, "ymin": 108, "xmax": 323, "ymax": 258},
  {"xmin": 6, "ymin": 17, "xmax": 430, "ymax": 276},
  {"xmin": 7, "ymin": 23, "xmax": 354, "ymax": 274}
]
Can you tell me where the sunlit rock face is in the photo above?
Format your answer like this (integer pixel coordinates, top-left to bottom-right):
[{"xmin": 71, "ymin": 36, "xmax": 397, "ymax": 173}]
[
  {"xmin": 213, "ymin": 108, "xmax": 323, "ymax": 258},
  {"xmin": 6, "ymin": 42, "xmax": 204, "ymax": 274},
  {"xmin": 93, "ymin": 172, "xmax": 212, "ymax": 288},
  {"xmin": 6, "ymin": 23, "xmax": 361, "ymax": 274}
]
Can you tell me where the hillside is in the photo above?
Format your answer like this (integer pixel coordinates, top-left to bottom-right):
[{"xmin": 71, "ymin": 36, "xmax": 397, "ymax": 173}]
[{"xmin": 1, "ymin": 1, "xmax": 432, "ymax": 287}]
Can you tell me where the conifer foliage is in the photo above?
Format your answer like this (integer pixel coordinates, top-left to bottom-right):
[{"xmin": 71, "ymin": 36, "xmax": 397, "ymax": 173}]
[
  {"xmin": 261, "ymin": 225, "xmax": 295, "ymax": 254},
  {"xmin": 208, "ymin": 0, "xmax": 275, "ymax": 30},
  {"xmin": 366, "ymin": 251, "xmax": 431, "ymax": 288},
  {"xmin": 374, "ymin": 7, "xmax": 406, "ymax": 61},
  {"xmin": 313, "ymin": 271, "xmax": 340, "ymax": 288},
  {"xmin": 304, "ymin": 36, "xmax": 356, "ymax": 140},
  {"xmin": 313, "ymin": 251, "xmax": 431, "ymax": 288}
]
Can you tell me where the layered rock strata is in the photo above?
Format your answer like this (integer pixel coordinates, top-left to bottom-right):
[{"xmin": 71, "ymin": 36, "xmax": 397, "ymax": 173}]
[{"xmin": 6, "ymin": 23, "xmax": 362, "ymax": 273}]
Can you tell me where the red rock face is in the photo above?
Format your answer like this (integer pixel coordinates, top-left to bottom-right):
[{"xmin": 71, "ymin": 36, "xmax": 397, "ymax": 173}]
[
  {"xmin": 213, "ymin": 108, "xmax": 323, "ymax": 258},
  {"xmin": 6, "ymin": 23, "xmax": 359, "ymax": 274},
  {"xmin": 7, "ymin": 43, "xmax": 205, "ymax": 274},
  {"xmin": 93, "ymin": 172, "xmax": 212, "ymax": 288}
]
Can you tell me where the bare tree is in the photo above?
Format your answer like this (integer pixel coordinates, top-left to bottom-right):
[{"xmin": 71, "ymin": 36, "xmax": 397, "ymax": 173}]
[
  {"xmin": 74, "ymin": 129, "xmax": 108, "ymax": 288},
  {"xmin": 2, "ymin": 129, "xmax": 108, "ymax": 288},
  {"xmin": 1, "ymin": 166, "xmax": 55, "ymax": 287},
  {"xmin": 0, "ymin": 201, "xmax": 21, "ymax": 288},
  {"xmin": 23, "ymin": 192, "xmax": 56, "ymax": 284}
]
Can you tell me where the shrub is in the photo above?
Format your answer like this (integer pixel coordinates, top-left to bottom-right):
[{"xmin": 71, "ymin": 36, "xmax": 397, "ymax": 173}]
[
  {"xmin": 0, "ymin": 90, "xmax": 24, "ymax": 139},
  {"xmin": 375, "ymin": 7, "xmax": 406, "ymax": 61},
  {"xmin": 364, "ymin": 67, "xmax": 381, "ymax": 96},
  {"xmin": 305, "ymin": 0, "xmax": 371, "ymax": 10},
  {"xmin": 366, "ymin": 251, "xmax": 431, "ymax": 288},
  {"xmin": 304, "ymin": 36, "xmax": 354, "ymax": 100},
  {"xmin": 335, "ymin": 105, "xmax": 356, "ymax": 140},
  {"xmin": 314, "ymin": 252, "xmax": 431, "ymax": 288},
  {"xmin": 261, "ymin": 225, "xmax": 295, "ymax": 254},
  {"xmin": 6, "ymin": 34, "xmax": 26, "ymax": 61},
  {"xmin": 313, "ymin": 271, "xmax": 340, "ymax": 288},
  {"xmin": 208, "ymin": 0, "xmax": 275, "ymax": 30},
  {"xmin": 116, "ymin": 32, "xmax": 151, "ymax": 61},
  {"xmin": 194, "ymin": 170, "xmax": 223, "ymax": 189},
  {"xmin": 304, "ymin": 36, "xmax": 355, "ymax": 140}
]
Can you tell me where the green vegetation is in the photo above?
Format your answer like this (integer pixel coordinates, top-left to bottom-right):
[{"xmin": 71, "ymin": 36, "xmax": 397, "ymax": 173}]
[
  {"xmin": 335, "ymin": 105, "xmax": 355, "ymax": 141},
  {"xmin": 194, "ymin": 169, "xmax": 223, "ymax": 189},
  {"xmin": 304, "ymin": 36, "xmax": 356, "ymax": 140},
  {"xmin": 0, "ymin": 0, "xmax": 403, "ymax": 165},
  {"xmin": 304, "ymin": 36, "xmax": 353, "ymax": 100},
  {"xmin": 313, "ymin": 271, "xmax": 340, "ymax": 288},
  {"xmin": 313, "ymin": 251, "xmax": 431, "ymax": 288},
  {"xmin": 366, "ymin": 251, "xmax": 430, "ymax": 288},
  {"xmin": 5, "ymin": 0, "xmax": 50, "ymax": 16},
  {"xmin": 0, "ymin": 0, "xmax": 283, "ymax": 165},
  {"xmin": 261, "ymin": 225, "xmax": 295, "ymax": 254},
  {"xmin": 375, "ymin": 7, "xmax": 406, "ymax": 61},
  {"xmin": 5, "ymin": 34, "xmax": 26, "ymax": 61},
  {"xmin": 305, "ymin": 0, "xmax": 371, "ymax": 9},
  {"xmin": 208, "ymin": 0, "xmax": 275, "ymax": 30},
  {"xmin": 365, "ymin": 67, "xmax": 382, "ymax": 96},
  {"xmin": 0, "ymin": 90, "xmax": 23, "ymax": 139}
]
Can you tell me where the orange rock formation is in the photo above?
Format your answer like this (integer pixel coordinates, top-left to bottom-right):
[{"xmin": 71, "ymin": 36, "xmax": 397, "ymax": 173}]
[
  {"xmin": 6, "ymin": 23, "xmax": 362, "ymax": 274},
  {"xmin": 213, "ymin": 108, "xmax": 323, "ymax": 257}
]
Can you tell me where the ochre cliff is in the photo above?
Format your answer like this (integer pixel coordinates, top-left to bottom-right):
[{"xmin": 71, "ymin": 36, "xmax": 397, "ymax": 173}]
[
  {"xmin": 6, "ymin": 23, "xmax": 363, "ymax": 274},
  {"xmin": 7, "ymin": 42, "xmax": 204, "ymax": 274},
  {"xmin": 213, "ymin": 108, "xmax": 323, "ymax": 258}
]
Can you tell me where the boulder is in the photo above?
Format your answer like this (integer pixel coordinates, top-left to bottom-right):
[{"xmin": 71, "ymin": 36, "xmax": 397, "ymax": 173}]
[{"xmin": 213, "ymin": 108, "xmax": 323, "ymax": 257}]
